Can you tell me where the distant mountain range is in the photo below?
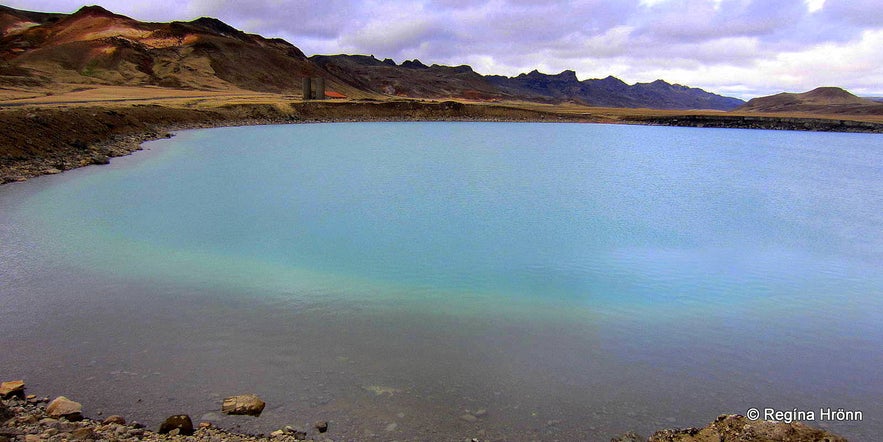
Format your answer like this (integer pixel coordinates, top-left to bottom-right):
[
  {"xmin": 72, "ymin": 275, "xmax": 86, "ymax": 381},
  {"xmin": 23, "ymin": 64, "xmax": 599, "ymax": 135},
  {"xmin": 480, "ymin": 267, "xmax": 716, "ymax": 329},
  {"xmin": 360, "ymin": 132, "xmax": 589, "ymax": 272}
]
[
  {"xmin": 1, "ymin": 5, "xmax": 746, "ymax": 110},
  {"xmin": 2, "ymin": 5, "xmax": 880, "ymax": 116},
  {"xmin": 310, "ymin": 54, "xmax": 745, "ymax": 110}
]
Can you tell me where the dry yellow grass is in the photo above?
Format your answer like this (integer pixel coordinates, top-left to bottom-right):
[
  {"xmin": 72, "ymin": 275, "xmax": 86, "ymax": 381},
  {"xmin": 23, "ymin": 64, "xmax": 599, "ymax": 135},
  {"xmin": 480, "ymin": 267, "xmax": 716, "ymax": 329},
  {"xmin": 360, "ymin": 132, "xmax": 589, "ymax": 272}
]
[{"xmin": 2, "ymin": 83, "xmax": 882, "ymax": 125}]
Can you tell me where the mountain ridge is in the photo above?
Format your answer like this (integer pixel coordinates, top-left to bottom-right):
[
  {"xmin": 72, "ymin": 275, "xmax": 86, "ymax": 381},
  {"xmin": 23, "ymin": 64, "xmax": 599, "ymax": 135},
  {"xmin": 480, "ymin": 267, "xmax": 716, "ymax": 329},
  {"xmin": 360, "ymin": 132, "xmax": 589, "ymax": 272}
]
[
  {"xmin": 10, "ymin": 4, "xmax": 877, "ymax": 112},
  {"xmin": 1, "ymin": 4, "xmax": 743, "ymax": 109}
]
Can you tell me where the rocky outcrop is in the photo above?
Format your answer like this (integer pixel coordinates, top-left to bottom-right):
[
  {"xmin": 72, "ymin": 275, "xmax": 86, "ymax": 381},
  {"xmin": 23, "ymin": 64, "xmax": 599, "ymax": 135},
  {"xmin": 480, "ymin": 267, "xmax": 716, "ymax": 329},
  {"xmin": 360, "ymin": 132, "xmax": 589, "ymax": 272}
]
[
  {"xmin": 45, "ymin": 396, "xmax": 82, "ymax": 421},
  {"xmin": 221, "ymin": 394, "xmax": 266, "ymax": 417},
  {"xmin": 623, "ymin": 113, "xmax": 883, "ymax": 132}
]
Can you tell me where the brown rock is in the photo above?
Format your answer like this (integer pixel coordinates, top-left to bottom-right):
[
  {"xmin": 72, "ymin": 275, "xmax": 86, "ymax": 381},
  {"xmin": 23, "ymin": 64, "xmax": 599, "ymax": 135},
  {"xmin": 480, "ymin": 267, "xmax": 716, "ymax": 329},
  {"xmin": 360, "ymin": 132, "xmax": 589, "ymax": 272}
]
[
  {"xmin": 16, "ymin": 415, "xmax": 38, "ymax": 424},
  {"xmin": 46, "ymin": 396, "xmax": 83, "ymax": 421},
  {"xmin": 0, "ymin": 380, "xmax": 25, "ymax": 399},
  {"xmin": 70, "ymin": 427, "xmax": 95, "ymax": 441},
  {"xmin": 102, "ymin": 415, "xmax": 126, "ymax": 425},
  {"xmin": 158, "ymin": 415, "xmax": 193, "ymax": 436},
  {"xmin": 221, "ymin": 394, "xmax": 266, "ymax": 416}
]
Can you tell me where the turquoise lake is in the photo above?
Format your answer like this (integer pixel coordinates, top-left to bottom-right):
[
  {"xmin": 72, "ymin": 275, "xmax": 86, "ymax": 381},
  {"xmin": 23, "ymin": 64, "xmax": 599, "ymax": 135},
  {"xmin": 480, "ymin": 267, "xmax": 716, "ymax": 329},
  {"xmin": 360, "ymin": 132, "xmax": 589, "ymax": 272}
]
[{"xmin": 0, "ymin": 122, "xmax": 881, "ymax": 440}]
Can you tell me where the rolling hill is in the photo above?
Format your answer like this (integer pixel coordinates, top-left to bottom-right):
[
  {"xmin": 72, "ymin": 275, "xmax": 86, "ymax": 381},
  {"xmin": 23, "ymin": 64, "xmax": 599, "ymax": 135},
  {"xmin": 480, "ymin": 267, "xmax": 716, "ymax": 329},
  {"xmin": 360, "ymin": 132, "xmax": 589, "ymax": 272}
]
[{"xmin": 738, "ymin": 87, "xmax": 883, "ymax": 115}]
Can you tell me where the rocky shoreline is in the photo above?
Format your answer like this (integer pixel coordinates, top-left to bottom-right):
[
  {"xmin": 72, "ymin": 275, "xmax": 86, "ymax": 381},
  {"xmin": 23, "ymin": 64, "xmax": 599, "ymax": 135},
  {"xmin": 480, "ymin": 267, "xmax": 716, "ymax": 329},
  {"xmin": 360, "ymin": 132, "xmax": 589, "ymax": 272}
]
[
  {"xmin": 0, "ymin": 100, "xmax": 577, "ymax": 185},
  {"xmin": 1, "ymin": 380, "xmax": 849, "ymax": 441},
  {"xmin": 1, "ymin": 381, "xmax": 331, "ymax": 442},
  {"xmin": 2, "ymin": 100, "xmax": 882, "ymax": 185}
]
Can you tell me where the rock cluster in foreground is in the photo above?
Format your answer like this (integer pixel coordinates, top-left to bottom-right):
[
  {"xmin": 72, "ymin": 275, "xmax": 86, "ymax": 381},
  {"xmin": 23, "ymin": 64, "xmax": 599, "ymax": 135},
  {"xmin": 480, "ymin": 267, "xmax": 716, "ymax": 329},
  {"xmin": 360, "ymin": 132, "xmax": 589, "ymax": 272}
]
[
  {"xmin": 1, "ymin": 379, "xmax": 849, "ymax": 441},
  {"xmin": 0, "ymin": 381, "xmax": 330, "ymax": 442}
]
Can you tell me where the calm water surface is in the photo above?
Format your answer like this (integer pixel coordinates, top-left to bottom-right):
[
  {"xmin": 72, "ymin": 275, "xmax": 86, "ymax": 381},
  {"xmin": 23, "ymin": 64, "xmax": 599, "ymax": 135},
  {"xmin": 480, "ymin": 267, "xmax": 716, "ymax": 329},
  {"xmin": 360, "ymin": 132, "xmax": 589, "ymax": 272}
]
[{"xmin": 1, "ymin": 123, "xmax": 881, "ymax": 440}]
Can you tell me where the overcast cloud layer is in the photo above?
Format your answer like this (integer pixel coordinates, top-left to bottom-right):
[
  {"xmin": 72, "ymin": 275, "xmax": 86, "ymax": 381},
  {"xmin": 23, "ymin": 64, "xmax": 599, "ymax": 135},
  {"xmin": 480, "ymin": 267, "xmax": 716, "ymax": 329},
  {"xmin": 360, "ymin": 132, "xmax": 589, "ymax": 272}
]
[{"xmin": 7, "ymin": 0, "xmax": 883, "ymax": 99}]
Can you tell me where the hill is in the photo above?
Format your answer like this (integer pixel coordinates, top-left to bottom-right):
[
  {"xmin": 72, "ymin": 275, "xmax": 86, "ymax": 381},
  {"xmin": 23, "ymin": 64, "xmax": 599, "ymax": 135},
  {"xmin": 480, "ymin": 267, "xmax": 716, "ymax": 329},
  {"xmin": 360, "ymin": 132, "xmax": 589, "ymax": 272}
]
[
  {"xmin": 738, "ymin": 87, "xmax": 883, "ymax": 115},
  {"xmin": 1, "ymin": 5, "xmax": 744, "ymax": 109},
  {"xmin": 0, "ymin": 5, "xmax": 356, "ymax": 94}
]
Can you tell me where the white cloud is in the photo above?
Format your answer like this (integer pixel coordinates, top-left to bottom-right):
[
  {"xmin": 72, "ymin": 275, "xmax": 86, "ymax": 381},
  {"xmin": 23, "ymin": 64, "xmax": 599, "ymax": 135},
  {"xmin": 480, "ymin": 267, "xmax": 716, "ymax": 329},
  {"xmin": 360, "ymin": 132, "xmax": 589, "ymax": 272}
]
[{"xmin": 804, "ymin": 0, "xmax": 825, "ymax": 12}]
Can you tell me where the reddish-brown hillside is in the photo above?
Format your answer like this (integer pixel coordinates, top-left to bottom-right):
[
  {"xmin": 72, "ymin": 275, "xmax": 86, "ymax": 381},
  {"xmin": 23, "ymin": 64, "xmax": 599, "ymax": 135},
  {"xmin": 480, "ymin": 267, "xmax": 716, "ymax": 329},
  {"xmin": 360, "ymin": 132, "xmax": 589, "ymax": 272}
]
[{"xmin": 0, "ymin": 5, "xmax": 347, "ymax": 93}]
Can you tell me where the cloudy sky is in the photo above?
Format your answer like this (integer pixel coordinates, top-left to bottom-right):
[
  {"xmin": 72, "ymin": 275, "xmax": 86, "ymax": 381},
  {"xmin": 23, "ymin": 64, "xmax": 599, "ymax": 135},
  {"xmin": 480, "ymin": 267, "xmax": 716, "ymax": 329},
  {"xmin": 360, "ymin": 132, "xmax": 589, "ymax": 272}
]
[{"xmin": 7, "ymin": 0, "xmax": 882, "ymax": 99}]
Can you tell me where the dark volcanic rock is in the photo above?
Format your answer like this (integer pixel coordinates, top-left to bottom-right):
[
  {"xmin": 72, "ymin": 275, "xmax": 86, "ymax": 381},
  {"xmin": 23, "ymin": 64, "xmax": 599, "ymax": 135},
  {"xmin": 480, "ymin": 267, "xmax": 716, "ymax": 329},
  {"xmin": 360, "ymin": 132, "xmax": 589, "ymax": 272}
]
[
  {"xmin": 314, "ymin": 420, "xmax": 328, "ymax": 433},
  {"xmin": 158, "ymin": 414, "xmax": 194, "ymax": 436}
]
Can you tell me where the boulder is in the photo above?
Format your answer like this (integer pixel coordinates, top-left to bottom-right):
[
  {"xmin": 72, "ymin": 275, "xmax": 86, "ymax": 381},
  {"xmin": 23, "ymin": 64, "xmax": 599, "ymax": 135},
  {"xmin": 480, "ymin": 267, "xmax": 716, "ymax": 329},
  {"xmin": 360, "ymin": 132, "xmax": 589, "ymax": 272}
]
[
  {"xmin": 101, "ymin": 415, "xmax": 126, "ymax": 425},
  {"xmin": 0, "ymin": 380, "xmax": 25, "ymax": 399},
  {"xmin": 158, "ymin": 415, "xmax": 193, "ymax": 436},
  {"xmin": 221, "ymin": 394, "xmax": 266, "ymax": 416},
  {"xmin": 46, "ymin": 397, "xmax": 83, "ymax": 421}
]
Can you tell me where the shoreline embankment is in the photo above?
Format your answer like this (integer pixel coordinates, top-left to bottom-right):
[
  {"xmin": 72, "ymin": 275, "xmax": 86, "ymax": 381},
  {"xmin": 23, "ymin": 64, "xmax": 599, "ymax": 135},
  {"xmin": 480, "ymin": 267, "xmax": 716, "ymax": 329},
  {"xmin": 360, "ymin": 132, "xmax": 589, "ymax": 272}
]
[{"xmin": 2, "ymin": 100, "xmax": 882, "ymax": 185}]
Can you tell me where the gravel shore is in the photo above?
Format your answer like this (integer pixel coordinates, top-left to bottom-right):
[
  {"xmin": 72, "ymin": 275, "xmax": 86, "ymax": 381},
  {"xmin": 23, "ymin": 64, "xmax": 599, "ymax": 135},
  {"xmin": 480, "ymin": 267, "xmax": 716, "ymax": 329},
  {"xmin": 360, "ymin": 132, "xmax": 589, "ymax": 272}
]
[{"xmin": 1, "ymin": 381, "xmax": 849, "ymax": 441}]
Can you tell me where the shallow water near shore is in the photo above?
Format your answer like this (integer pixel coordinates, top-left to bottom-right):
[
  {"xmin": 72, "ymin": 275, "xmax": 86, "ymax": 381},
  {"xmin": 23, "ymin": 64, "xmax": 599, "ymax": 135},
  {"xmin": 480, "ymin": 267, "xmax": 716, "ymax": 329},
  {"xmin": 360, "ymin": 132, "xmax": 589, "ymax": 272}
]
[{"xmin": 1, "ymin": 122, "xmax": 882, "ymax": 440}]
